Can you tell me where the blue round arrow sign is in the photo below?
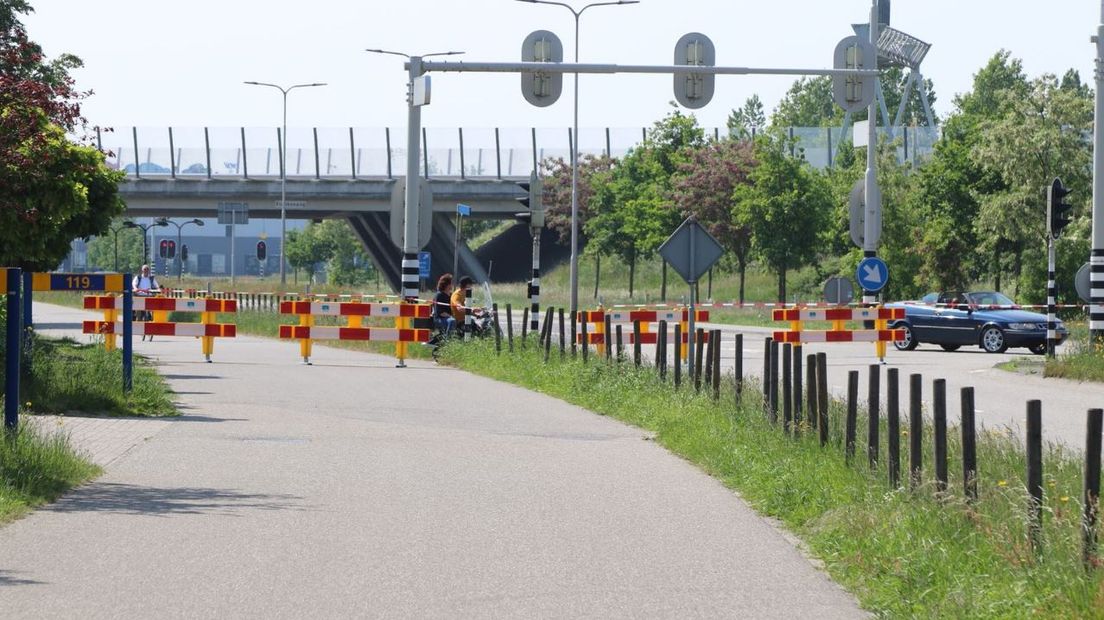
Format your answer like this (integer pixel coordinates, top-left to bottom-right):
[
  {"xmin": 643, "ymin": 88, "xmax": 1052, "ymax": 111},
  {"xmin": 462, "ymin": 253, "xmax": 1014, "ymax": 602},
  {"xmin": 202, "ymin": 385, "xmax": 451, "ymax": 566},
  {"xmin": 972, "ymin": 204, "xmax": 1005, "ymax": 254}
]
[{"xmin": 856, "ymin": 257, "xmax": 889, "ymax": 293}]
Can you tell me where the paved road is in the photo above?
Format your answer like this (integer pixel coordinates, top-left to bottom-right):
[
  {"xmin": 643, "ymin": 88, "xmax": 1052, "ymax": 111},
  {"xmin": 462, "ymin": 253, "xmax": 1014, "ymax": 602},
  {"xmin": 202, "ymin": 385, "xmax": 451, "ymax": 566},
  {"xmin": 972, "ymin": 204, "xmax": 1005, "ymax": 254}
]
[{"xmin": 0, "ymin": 303, "xmax": 863, "ymax": 619}]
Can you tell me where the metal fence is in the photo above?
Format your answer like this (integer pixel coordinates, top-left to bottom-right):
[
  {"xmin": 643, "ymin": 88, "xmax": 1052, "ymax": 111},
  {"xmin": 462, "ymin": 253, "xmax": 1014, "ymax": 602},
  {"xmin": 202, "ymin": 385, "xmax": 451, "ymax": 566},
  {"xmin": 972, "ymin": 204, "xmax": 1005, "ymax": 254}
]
[{"xmin": 102, "ymin": 125, "xmax": 940, "ymax": 180}]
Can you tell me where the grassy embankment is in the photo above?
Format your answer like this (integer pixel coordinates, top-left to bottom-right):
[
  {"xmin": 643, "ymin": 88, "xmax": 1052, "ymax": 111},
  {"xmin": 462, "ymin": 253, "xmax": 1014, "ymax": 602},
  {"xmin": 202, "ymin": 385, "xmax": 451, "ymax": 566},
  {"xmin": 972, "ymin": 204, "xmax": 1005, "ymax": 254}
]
[
  {"xmin": 1044, "ymin": 323, "xmax": 1104, "ymax": 383},
  {"xmin": 441, "ymin": 337, "xmax": 1104, "ymax": 618}
]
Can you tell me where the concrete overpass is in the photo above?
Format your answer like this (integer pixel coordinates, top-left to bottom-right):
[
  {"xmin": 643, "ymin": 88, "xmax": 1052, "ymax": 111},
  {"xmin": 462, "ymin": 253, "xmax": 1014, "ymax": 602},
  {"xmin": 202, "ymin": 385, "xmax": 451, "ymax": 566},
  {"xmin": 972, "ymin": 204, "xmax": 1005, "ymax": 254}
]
[{"xmin": 118, "ymin": 175, "xmax": 537, "ymax": 290}]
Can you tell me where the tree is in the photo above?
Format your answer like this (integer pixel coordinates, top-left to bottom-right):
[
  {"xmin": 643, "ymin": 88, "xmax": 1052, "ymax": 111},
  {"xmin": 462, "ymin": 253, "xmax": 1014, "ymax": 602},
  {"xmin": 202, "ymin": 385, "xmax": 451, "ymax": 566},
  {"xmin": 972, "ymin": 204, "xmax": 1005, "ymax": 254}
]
[
  {"xmin": 540, "ymin": 153, "xmax": 616, "ymax": 245},
  {"xmin": 0, "ymin": 1, "xmax": 124, "ymax": 270},
  {"xmin": 317, "ymin": 219, "xmax": 374, "ymax": 287},
  {"xmin": 284, "ymin": 224, "xmax": 334, "ymax": 284},
  {"xmin": 733, "ymin": 135, "xmax": 832, "ymax": 301},
  {"xmin": 671, "ymin": 139, "xmax": 756, "ymax": 302},
  {"xmin": 86, "ymin": 220, "xmax": 145, "ymax": 273},
  {"xmin": 771, "ymin": 76, "xmax": 837, "ymax": 127},
  {"xmin": 971, "ymin": 74, "xmax": 1092, "ymax": 299},
  {"xmin": 727, "ymin": 95, "xmax": 766, "ymax": 140}
]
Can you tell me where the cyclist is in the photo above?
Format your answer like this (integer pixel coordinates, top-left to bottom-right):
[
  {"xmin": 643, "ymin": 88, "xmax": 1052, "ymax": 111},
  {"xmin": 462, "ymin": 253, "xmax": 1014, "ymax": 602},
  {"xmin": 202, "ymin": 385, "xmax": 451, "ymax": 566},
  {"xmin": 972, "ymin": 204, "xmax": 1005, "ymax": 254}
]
[{"xmin": 132, "ymin": 264, "xmax": 160, "ymax": 341}]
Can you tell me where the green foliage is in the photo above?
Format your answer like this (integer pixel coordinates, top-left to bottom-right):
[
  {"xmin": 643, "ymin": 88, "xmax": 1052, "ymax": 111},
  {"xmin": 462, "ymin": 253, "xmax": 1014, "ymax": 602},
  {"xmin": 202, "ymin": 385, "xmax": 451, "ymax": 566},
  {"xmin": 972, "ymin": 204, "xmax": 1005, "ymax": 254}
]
[
  {"xmin": 733, "ymin": 134, "xmax": 832, "ymax": 301},
  {"xmin": 85, "ymin": 219, "xmax": 146, "ymax": 273},
  {"xmin": 445, "ymin": 340, "xmax": 1104, "ymax": 618},
  {"xmin": 771, "ymin": 76, "xmax": 837, "ymax": 127},
  {"xmin": 726, "ymin": 95, "xmax": 766, "ymax": 139},
  {"xmin": 284, "ymin": 223, "xmax": 334, "ymax": 283},
  {"xmin": 0, "ymin": 422, "xmax": 100, "ymax": 523},
  {"xmin": 315, "ymin": 219, "xmax": 374, "ymax": 287}
]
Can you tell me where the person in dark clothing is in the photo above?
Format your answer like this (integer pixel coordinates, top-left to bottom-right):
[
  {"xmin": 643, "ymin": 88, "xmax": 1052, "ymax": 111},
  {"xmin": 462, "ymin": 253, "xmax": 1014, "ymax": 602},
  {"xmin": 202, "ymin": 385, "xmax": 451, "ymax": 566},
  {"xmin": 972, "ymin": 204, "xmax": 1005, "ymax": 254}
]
[{"xmin": 433, "ymin": 273, "xmax": 457, "ymax": 337}]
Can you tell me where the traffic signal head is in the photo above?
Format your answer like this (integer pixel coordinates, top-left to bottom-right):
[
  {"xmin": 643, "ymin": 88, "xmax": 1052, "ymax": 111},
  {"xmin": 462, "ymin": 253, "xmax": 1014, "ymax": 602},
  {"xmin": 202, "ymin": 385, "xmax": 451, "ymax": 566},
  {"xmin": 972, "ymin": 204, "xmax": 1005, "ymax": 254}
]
[
  {"xmin": 256, "ymin": 240, "xmax": 267, "ymax": 262},
  {"xmin": 181, "ymin": 244, "xmax": 189, "ymax": 262},
  {"xmin": 1047, "ymin": 177, "xmax": 1073, "ymax": 239},
  {"xmin": 166, "ymin": 240, "xmax": 176, "ymax": 259},
  {"xmin": 159, "ymin": 239, "xmax": 169, "ymax": 259},
  {"xmin": 514, "ymin": 171, "xmax": 544, "ymax": 230}
]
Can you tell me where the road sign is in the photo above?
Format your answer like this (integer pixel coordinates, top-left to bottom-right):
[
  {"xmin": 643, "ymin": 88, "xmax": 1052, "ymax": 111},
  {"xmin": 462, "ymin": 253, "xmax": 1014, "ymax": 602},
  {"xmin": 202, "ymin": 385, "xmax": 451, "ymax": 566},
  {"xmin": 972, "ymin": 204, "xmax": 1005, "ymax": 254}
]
[
  {"xmin": 824, "ymin": 276, "xmax": 855, "ymax": 305},
  {"xmin": 389, "ymin": 177, "xmax": 433, "ymax": 249},
  {"xmin": 521, "ymin": 30, "xmax": 563, "ymax": 107},
  {"xmin": 30, "ymin": 273, "xmax": 125, "ymax": 292},
  {"xmin": 658, "ymin": 217, "xmax": 724, "ymax": 284},
  {"xmin": 848, "ymin": 178, "xmax": 881, "ymax": 248},
  {"xmin": 217, "ymin": 202, "xmax": 249, "ymax": 225},
  {"xmin": 833, "ymin": 35, "xmax": 876, "ymax": 114},
  {"xmin": 673, "ymin": 32, "xmax": 715, "ymax": 110},
  {"xmin": 456, "ymin": 203, "xmax": 472, "ymax": 217},
  {"xmin": 418, "ymin": 251, "xmax": 431, "ymax": 279},
  {"xmin": 412, "ymin": 75, "xmax": 431, "ymax": 107},
  {"xmin": 856, "ymin": 257, "xmax": 889, "ymax": 293},
  {"xmin": 1077, "ymin": 262, "xmax": 1091, "ymax": 303}
]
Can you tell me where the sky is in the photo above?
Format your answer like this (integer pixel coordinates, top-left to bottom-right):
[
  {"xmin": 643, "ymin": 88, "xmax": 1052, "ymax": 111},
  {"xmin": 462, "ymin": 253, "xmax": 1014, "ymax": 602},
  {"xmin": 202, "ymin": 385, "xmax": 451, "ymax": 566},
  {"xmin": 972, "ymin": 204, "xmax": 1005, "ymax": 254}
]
[{"xmin": 24, "ymin": 1, "xmax": 1103, "ymax": 135}]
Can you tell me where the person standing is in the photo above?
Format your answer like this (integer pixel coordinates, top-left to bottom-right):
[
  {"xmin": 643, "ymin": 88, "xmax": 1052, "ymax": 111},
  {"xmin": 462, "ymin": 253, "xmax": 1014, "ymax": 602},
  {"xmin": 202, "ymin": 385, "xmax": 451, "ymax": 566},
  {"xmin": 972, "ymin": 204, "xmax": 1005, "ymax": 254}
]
[{"xmin": 132, "ymin": 264, "xmax": 160, "ymax": 341}]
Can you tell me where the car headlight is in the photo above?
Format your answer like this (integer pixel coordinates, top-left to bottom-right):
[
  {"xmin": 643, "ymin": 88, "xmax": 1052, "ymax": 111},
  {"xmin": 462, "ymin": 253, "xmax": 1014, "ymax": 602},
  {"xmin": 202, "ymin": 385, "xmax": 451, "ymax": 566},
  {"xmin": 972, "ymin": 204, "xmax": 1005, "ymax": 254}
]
[{"xmin": 1007, "ymin": 323, "xmax": 1036, "ymax": 330}]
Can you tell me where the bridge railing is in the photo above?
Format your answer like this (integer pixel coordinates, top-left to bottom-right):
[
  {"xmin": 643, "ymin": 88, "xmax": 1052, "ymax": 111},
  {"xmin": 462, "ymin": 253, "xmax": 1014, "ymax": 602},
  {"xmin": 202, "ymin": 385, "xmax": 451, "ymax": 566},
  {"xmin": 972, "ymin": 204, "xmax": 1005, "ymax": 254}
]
[{"xmin": 103, "ymin": 125, "xmax": 939, "ymax": 180}]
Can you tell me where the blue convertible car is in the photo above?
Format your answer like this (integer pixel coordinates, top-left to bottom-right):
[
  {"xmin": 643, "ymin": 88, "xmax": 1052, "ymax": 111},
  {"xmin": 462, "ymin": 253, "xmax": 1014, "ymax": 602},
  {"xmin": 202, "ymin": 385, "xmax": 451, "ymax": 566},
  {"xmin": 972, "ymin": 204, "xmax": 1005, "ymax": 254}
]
[{"xmin": 886, "ymin": 291, "xmax": 1068, "ymax": 354}]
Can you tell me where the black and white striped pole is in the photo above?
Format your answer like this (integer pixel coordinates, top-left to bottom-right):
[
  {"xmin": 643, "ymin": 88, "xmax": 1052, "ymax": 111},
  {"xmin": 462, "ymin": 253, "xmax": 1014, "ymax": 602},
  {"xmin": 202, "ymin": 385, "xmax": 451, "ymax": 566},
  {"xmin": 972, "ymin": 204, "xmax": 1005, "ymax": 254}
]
[
  {"xmin": 861, "ymin": 1, "xmax": 881, "ymax": 311},
  {"xmin": 1048, "ymin": 178, "xmax": 1074, "ymax": 358},
  {"xmin": 400, "ymin": 55, "xmax": 426, "ymax": 304},
  {"xmin": 1047, "ymin": 234, "xmax": 1058, "ymax": 358}
]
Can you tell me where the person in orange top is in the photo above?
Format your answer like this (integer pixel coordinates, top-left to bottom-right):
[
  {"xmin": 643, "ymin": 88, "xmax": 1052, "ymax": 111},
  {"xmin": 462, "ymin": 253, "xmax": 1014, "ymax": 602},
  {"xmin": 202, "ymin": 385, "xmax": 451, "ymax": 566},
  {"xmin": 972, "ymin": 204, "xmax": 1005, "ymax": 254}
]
[{"xmin": 450, "ymin": 276, "xmax": 475, "ymax": 323}]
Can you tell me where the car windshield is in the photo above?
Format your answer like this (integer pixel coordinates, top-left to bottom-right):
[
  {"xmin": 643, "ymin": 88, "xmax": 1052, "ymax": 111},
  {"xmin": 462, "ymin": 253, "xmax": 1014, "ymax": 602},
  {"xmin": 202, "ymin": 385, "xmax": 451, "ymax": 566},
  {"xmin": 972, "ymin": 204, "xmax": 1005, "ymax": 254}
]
[{"xmin": 967, "ymin": 292, "xmax": 1015, "ymax": 307}]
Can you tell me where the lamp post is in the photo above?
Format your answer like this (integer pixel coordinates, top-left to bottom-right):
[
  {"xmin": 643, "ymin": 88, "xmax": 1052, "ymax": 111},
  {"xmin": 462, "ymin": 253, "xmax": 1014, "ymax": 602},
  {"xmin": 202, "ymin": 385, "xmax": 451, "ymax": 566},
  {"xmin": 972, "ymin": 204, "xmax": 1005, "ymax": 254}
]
[
  {"xmin": 109, "ymin": 223, "xmax": 130, "ymax": 271},
  {"xmin": 516, "ymin": 0, "xmax": 639, "ymax": 314},
  {"xmin": 123, "ymin": 219, "xmax": 168, "ymax": 266},
  {"xmin": 243, "ymin": 80, "xmax": 327, "ymax": 288},
  {"xmin": 158, "ymin": 218, "xmax": 205, "ymax": 281}
]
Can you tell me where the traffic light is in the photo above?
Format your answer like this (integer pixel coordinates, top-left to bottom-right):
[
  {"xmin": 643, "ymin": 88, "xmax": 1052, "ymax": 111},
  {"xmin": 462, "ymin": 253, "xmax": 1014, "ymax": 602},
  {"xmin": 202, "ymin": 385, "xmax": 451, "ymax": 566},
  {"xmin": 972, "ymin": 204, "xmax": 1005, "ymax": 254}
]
[
  {"xmin": 159, "ymin": 239, "xmax": 169, "ymax": 259},
  {"xmin": 1047, "ymin": 177, "xmax": 1073, "ymax": 239},
  {"xmin": 514, "ymin": 171, "xmax": 544, "ymax": 230},
  {"xmin": 167, "ymin": 240, "xmax": 176, "ymax": 259},
  {"xmin": 256, "ymin": 240, "xmax": 267, "ymax": 262},
  {"xmin": 180, "ymin": 244, "xmax": 188, "ymax": 262}
]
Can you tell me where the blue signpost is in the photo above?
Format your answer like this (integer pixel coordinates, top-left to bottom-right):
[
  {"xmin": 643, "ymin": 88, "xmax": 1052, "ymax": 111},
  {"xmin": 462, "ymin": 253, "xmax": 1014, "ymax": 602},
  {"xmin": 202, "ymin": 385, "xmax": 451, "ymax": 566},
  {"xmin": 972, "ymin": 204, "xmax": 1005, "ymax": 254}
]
[
  {"xmin": 4, "ymin": 268, "xmax": 21, "ymax": 430},
  {"xmin": 418, "ymin": 251, "xmax": 431, "ymax": 279},
  {"xmin": 856, "ymin": 256, "xmax": 889, "ymax": 294}
]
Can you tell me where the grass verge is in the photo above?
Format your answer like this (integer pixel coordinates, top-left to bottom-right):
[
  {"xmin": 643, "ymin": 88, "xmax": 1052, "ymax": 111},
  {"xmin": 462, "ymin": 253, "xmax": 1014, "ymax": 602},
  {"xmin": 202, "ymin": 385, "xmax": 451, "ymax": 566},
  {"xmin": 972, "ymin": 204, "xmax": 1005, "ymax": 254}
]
[
  {"xmin": 1046, "ymin": 324, "xmax": 1104, "ymax": 382},
  {"xmin": 442, "ymin": 337, "xmax": 1104, "ymax": 618},
  {"xmin": 0, "ymin": 420, "xmax": 102, "ymax": 523}
]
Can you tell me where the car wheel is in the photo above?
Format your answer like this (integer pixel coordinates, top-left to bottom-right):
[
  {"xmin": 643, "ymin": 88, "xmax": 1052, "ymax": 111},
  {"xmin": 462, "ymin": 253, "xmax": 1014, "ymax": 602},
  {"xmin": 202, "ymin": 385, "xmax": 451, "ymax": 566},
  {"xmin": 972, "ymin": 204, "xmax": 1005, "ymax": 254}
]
[
  {"xmin": 1029, "ymin": 343, "xmax": 1047, "ymax": 355},
  {"xmin": 980, "ymin": 326, "xmax": 1008, "ymax": 353},
  {"xmin": 940, "ymin": 344, "xmax": 960, "ymax": 352},
  {"xmin": 893, "ymin": 323, "xmax": 918, "ymax": 351}
]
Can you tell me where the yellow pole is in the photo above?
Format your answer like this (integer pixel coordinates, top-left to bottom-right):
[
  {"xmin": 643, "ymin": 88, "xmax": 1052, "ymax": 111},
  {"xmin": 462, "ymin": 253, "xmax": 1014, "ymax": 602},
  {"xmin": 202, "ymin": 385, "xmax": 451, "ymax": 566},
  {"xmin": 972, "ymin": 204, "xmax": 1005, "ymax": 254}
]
[
  {"xmin": 201, "ymin": 310, "xmax": 215, "ymax": 362},
  {"xmin": 104, "ymin": 302, "xmax": 117, "ymax": 352},
  {"xmin": 299, "ymin": 312, "xmax": 313, "ymax": 364},
  {"xmin": 875, "ymin": 315, "xmax": 887, "ymax": 360},
  {"xmin": 395, "ymin": 313, "xmax": 407, "ymax": 368}
]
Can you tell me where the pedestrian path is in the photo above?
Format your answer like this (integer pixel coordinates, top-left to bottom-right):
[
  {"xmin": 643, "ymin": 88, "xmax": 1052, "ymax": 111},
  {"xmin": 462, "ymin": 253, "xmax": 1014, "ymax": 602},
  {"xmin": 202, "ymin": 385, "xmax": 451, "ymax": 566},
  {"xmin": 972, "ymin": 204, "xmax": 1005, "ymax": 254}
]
[{"xmin": 0, "ymin": 302, "xmax": 865, "ymax": 618}]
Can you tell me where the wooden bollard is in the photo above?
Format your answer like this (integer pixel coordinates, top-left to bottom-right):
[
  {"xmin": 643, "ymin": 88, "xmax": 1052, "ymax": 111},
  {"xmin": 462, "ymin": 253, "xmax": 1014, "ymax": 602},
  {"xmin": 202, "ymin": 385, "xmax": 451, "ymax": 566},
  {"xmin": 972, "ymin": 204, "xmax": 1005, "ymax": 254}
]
[
  {"xmin": 961, "ymin": 387, "xmax": 978, "ymax": 502},
  {"xmin": 658, "ymin": 320, "xmax": 668, "ymax": 381},
  {"xmin": 1026, "ymin": 400, "xmax": 1043, "ymax": 552},
  {"xmin": 782, "ymin": 343, "xmax": 793, "ymax": 434},
  {"xmin": 570, "ymin": 310, "xmax": 577, "ymax": 358},
  {"xmin": 933, "ymin": 379, "xmax": 948, "ymax": 494},
  {"xmin": 868, "ymin": 364, "xmax": 880, "ymax": 469},
  {"xmin": 673, "ymin": 323, "xmax": 682, "ymax": 388},
  {"xmin": 792, "ymin": 344, "xmax": 803, "ymax": 430},
  {"xmin": 633, "ymin": 320, "xmax": 642, "ymax": 368},
  {"xmin": 506, "ymin": 304, "xmax": 514, "ymax": 352},
  {"xmin": 712, "ymin": 330, "xmax": 721, "ymax": 401},
  {"xmin": 769, "ymin": 340, "xmax": 779, "ymax": 424},
  {"xmin": 493, "ymin": 303, "xmax": 501, "ymax": 355},
  {"xmin": 887, "ymin": 368, "xmax": 900, "ymax": 488},
  {"xmin": 846, "ymin": 370, "xmax": 859, "ymax": 464},
  {"xmin": 521, "ymin": 307, "xmax": 529, "ymax": 349},
  {"xmin": 734, "ymin": 334, "xmax": 743, "ymax": 404},
  {"xmin": 695, "ymin": 329, "xmax": 706, "ymax": 392},
  {"xmin": 763, "ymin": 336, "xmax": 773, "ymax": 406},
  {"xmin": 615, "ymin": 325, "xmax": 624, "ymax": 362},
  {"xmin": 580, "ymin": 315, "xmax": 589, "ymax": 363},
  {"xmin": 558, "ymin": 309, "xmax": 565, "ymax": 359},
  {"xmin": 806, "ymin": 354, "xmax": 817, "ymax": 431},
  {"xmin": 816, "ymin": 352, "xmax": 828, "ymax": 447},
  {"xmin": 909, "ymin": 373, "xmax": 923, "ymax": 489},
  {"xmin": 1084, "ymin": 408, "xmax": 1103, "ymax": 569},
  {"xmin": 605, "ymin": 315, "xmax": 613, "ymax": 363},
  {"xmin": 543, "ymin": 308, "xmax": 553, "ymax": 363},
  {"xmin": 702, "ymin": 329, "xmax": 712, "ymax": 391}
]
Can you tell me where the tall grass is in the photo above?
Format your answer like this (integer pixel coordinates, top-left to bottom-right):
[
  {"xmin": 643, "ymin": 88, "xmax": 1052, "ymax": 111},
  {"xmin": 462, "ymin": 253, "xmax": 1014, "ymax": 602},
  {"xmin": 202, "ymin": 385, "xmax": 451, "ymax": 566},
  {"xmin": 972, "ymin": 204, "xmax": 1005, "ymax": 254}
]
[
  {"xmin": 1046, "ymin": 323, "xmax": 1104, "ymax": 382},
  {"xmin": 442, "ymin": 338, "xmax": 1104, "ymax": 617},
  {"xmin": 0, "ymin": 419, "xmax": 101, "ymax": 522}
]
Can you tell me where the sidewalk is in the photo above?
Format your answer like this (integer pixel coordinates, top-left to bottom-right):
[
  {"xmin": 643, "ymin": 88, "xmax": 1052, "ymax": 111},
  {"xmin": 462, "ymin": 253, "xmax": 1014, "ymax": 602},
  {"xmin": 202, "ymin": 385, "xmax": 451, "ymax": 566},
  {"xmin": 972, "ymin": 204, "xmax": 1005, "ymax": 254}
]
[{"xmin": 0, "ymin": 302, "xmax": 865, "ymax": 618}]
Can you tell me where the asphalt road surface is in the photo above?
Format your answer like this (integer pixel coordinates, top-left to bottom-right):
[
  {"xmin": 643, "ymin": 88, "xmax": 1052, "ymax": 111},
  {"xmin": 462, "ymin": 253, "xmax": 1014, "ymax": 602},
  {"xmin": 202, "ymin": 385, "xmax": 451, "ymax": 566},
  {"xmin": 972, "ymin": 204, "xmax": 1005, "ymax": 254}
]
[{"xmin": 0, "ymin": 303, "xmax": 864, "ymax": 619}]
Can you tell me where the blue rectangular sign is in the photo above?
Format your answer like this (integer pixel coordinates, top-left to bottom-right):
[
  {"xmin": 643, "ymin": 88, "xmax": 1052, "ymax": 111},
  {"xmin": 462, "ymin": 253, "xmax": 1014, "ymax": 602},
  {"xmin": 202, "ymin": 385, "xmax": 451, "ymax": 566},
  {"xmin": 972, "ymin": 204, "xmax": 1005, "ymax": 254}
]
[
  {"xmin": 456, "ymin": 204, "xmax": 472, "ymax": 217},
  {"xmin": 418, "ymin": 252, "xmax": 431, "ymax": 278}
]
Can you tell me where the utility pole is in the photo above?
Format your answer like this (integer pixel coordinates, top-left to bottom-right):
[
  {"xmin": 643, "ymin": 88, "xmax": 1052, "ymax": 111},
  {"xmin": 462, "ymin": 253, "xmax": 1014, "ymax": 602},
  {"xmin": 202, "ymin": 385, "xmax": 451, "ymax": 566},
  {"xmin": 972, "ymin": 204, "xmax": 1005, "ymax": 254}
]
[
  {"xmin": 1092, "ymin": 0, "xmax": 1104, "ymax": 341},
  {"xmin": 862, "ymin": 0, "xmax": 881, "ymax": 309}
]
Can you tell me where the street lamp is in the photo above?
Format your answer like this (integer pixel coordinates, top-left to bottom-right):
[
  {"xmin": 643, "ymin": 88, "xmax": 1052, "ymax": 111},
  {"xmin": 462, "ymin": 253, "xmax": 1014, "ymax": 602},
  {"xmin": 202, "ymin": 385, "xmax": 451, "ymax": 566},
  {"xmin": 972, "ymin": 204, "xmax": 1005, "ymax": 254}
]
[
  {"xmin": 516, "ymin": 0, "xmax": 639, "ymax": 313},
  {"xmin": 123, "ymin": 219, "xmax": 168, "ymax": 266},
  {"xmin": 109, "ymin": 222, "xmax": 130, "ymax": 271},
  {"xmin": 158, "ymin": 218, "xmax": 205, "ymax": 281},
  {"xmin": 243, "ymin": 80, "xmax": 327, "ymax": 288}
]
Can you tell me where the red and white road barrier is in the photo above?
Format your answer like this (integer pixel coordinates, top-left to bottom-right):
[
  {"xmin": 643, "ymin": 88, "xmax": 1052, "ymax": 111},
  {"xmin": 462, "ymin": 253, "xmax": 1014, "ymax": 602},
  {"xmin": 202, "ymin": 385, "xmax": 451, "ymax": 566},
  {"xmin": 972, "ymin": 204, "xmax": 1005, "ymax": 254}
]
[
  {"xmin": 85, "ymin": 296, "xmax": 237, "ymax": 313},
  {"xmin": 772, "ymin": 307, "xmax": 904, "ymax": 322},
  {"xmin": 772, "ymin": 329, "xmax": 905, "ymax": 344},
  {"xmin": 83, "ymin": 321, "xmax": 236, "ymax": 337},
  {"xmin": 278, "ymin": 300, "xmax": 432, "ymax": 365}
]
